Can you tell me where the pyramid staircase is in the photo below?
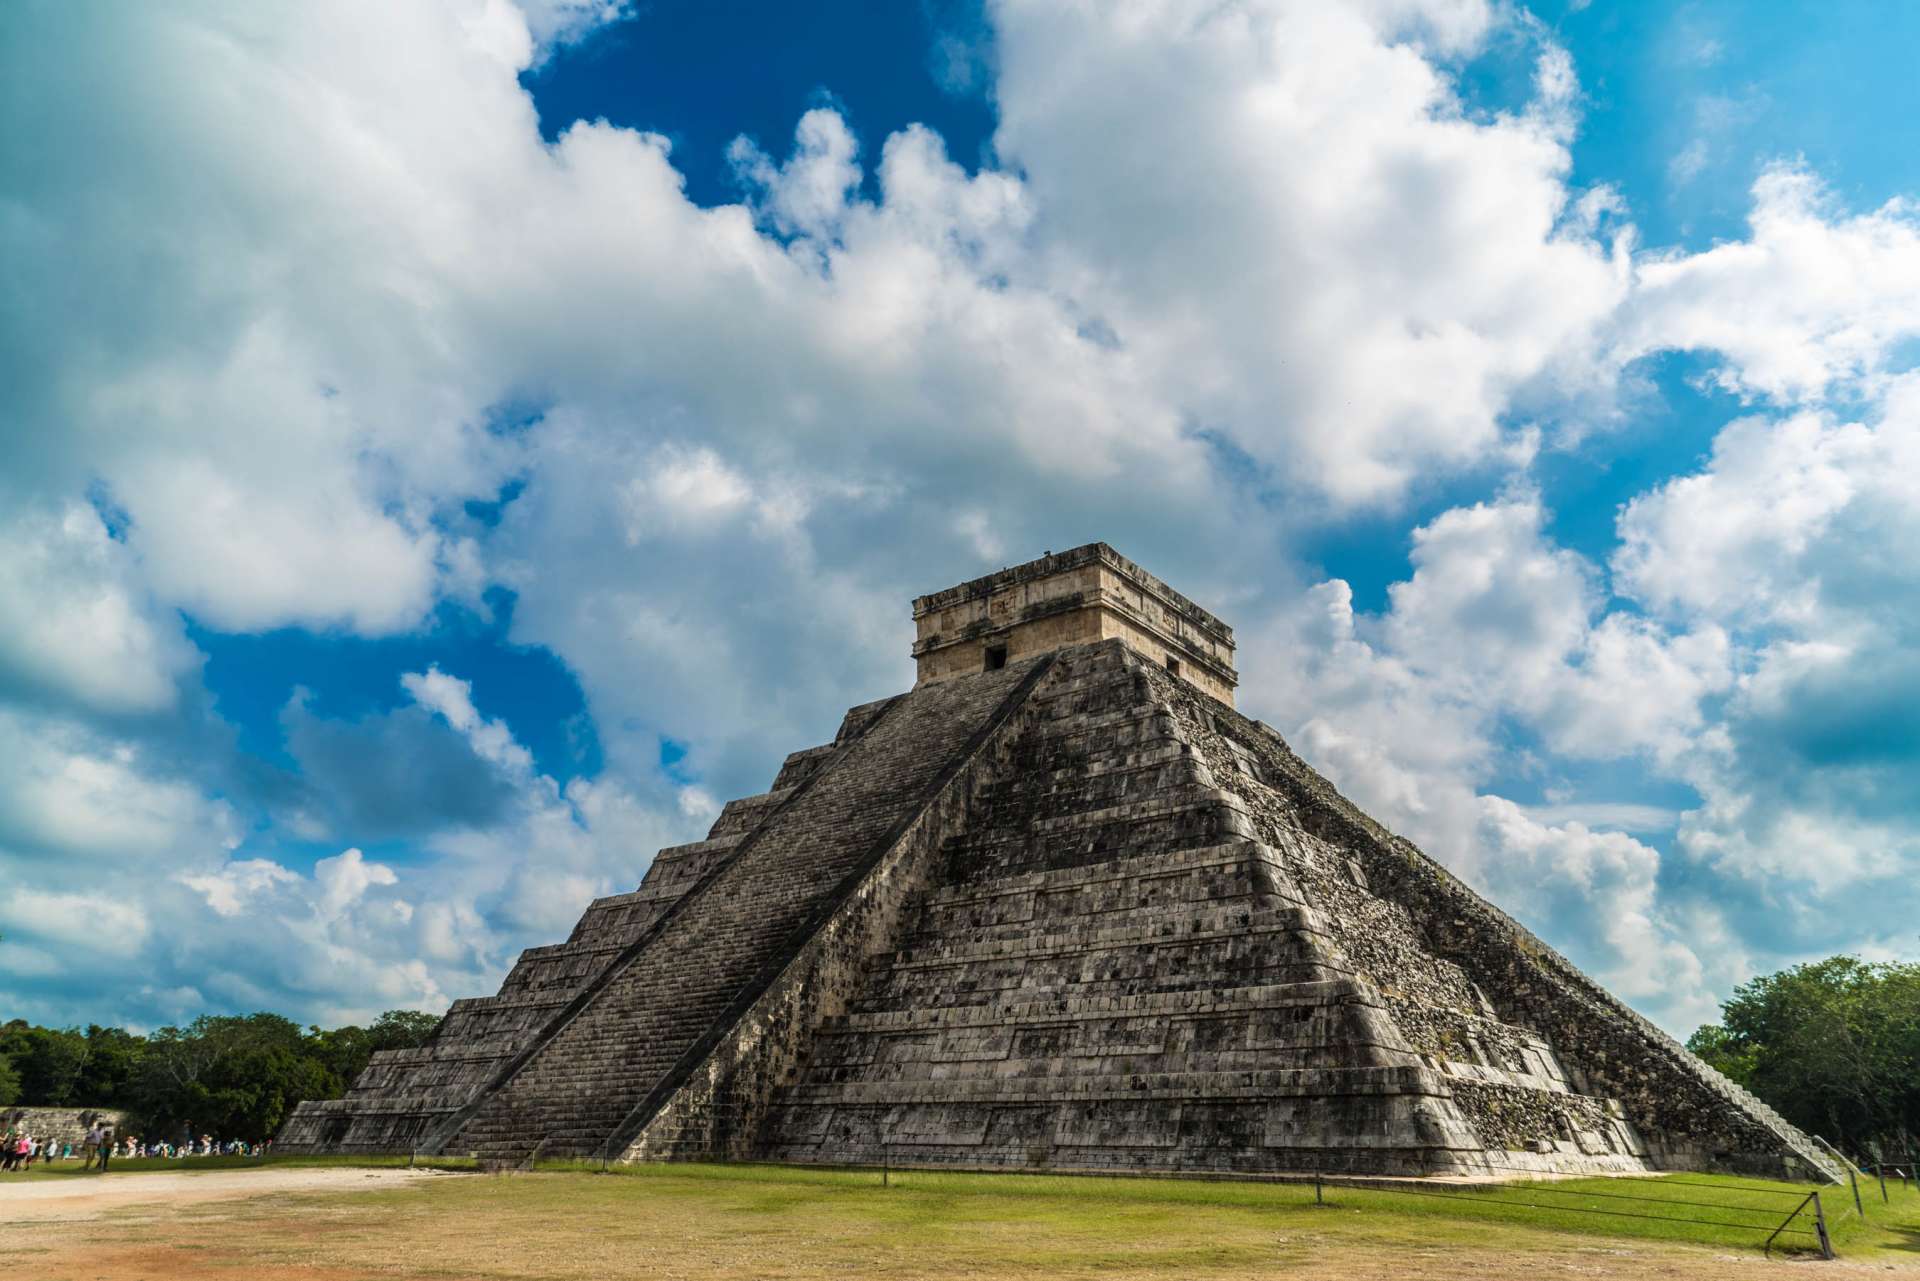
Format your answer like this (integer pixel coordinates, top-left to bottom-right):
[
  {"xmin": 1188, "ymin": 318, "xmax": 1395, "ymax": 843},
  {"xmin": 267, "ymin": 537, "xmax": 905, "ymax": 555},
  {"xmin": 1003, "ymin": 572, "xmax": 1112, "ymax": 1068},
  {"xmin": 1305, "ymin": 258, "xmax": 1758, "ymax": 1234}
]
[
  {"xmin": 755, "ymin": 642, "xmax": 1647, "ymax": 1175},
  {"xmin": 282, "ymin": 639, "xmax": 1837, "ymax": 1181}
]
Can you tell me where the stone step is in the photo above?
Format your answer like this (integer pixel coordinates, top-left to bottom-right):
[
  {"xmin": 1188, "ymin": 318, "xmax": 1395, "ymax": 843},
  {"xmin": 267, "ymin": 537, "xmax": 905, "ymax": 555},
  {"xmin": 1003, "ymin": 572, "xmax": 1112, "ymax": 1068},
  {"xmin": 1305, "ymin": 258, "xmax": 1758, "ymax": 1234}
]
[
  {"xmin": 923, "ymin": 840, "xmax": 1279, "ymax": 907},
  {"xmin": 775, "ymin": 1064, "xmax": 1456, "ymax": 1106},
  {"xmin": 971, "ymin": 786, "xmax": 1251, "ymax": 844},
  {"xmin": 507, "ymin": 938, "xmax": 632, "ymax": 968},
  {"xmin": 951, "ymin": 791, "xmax": 1257, "ymax": 882},
  {"xmin": 968, "ymin": 772, "xmax": 1218, "ymax": 826},
  {"xmin": 706, "ymin": 787, "xmax": 799, "ymax": 840},
  {"xmin": 855, "ymin": 949, "xmax": 1341, "ymax": 1015},
  {"xmin": 884, "ymin": 904, "xmax": 1326, "ymax": 970},
  {"xmin": 650, "ymin": 833, "xmax": 748, "ymax": 866},
  {"xmin": 453, "ymin": 990, "xmax": 584, "ymax": 1018},
  {"xmin": 904, "ymin": 889, "xmax": 1296, "ymax": 951},
  {"xmin": 832, "ymin": 978, "xmax": 1381, "ymax": 1034},
  {"xmin": 438, "ymin": 657, "xmax": 1057, "ymax": 1161},
  {"xmin": 833, "ymin": 695, "xmax": 898, "ymax": 746},
  {"xmin": 772, "ymin": 744, "xmax": 838, "ymax": 790},
  {"xmin": 914, "ymin": 842, "xmax": 1303, "ymax": 940},
  {"xmin": 801, "ymin": 1040, "xmax": 1419, "ymax": 1083}
]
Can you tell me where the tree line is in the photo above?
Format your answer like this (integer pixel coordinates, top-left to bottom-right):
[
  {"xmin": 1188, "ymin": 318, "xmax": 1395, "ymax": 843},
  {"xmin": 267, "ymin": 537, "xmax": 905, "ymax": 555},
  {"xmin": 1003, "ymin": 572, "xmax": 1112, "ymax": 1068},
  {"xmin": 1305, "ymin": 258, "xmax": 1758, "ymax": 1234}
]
[
  {"xmin": 0, "ymin": 1009, "xmax": 439, "ymax": 1143},
  {"xmin": 1688, "ymin": 955, "xmax": 1920, "ymax": 1160}
]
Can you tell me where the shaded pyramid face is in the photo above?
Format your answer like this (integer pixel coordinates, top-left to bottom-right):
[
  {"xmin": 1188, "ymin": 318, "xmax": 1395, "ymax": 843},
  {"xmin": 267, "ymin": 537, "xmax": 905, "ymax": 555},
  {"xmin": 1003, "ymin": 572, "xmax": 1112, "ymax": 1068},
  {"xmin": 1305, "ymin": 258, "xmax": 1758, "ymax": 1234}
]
[{"xmin": 283, "ymin": 641, "xmax": 1832, "ymax": 1181}]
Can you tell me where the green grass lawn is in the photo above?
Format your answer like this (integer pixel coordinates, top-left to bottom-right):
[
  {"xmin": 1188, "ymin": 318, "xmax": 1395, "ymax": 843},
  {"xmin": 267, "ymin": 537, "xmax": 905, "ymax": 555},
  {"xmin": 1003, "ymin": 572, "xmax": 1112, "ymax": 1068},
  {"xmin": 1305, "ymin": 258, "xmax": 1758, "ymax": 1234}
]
[
  {"xmin": 10, "ymin": 1154, "xmax": 1919, "ymax": 1273},
  {"xmin": 533, "ymin": 1159, "xmax": 1920, "ymax": 1261}
]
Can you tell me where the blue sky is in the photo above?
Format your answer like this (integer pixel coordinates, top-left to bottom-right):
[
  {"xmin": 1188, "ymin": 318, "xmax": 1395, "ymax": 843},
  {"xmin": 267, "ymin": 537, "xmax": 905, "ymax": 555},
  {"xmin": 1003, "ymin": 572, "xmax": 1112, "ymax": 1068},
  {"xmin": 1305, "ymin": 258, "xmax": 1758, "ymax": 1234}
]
[{"xmin": 3, "ymin": 0, "xmax": 1918, "ymax": 1036}]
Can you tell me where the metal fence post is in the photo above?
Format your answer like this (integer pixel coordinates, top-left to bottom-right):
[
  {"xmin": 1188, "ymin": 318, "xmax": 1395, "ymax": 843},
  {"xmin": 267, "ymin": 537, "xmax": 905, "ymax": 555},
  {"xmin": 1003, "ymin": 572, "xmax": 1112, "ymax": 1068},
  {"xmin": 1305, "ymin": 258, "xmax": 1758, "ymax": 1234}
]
[
  {"xmin": 1848, "ymin": 1165, "xmax": 1864, "ymax": 1216},
  {"xmin": 1877, "ymin": 1164, "xmax": 1888, "ymax": 1203},
  {"xmin": 1813, "ymin": 1191, "xmax": 1835, "ymax": 1260},
  {"xmin": 1766, "ymin": 1191, "xmax": 1813, "ymax": 1258},
  {"xmin": 1314, "ymin": 1172, "xmax": 1323, "ymax": 1206}
]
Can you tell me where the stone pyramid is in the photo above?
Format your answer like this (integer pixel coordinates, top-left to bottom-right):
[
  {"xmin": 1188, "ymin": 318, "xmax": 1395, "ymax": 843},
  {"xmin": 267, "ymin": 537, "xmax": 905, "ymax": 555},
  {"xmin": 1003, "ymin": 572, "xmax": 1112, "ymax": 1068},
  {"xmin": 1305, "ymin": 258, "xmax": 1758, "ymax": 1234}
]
[{"xmin": 281, "ymin": 544, "xmax": 1835, "ymax": 1180}]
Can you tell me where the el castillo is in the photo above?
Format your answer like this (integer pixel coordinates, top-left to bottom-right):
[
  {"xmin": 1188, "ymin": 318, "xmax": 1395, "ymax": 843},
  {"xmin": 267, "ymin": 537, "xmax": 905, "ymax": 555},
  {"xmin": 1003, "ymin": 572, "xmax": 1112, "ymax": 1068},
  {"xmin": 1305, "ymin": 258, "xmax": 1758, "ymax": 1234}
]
[{"xmin": 279, "ymin": 544, "xmax": 1837, "ymax": 1184}]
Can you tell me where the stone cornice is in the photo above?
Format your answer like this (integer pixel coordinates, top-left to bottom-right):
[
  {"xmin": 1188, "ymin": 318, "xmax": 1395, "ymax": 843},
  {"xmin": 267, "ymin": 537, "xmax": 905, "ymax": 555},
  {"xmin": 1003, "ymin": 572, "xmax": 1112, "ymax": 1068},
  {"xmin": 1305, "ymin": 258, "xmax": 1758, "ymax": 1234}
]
[{"xmin": 912, "ymin": 542, "xmax": 1234, "ymax": 645}]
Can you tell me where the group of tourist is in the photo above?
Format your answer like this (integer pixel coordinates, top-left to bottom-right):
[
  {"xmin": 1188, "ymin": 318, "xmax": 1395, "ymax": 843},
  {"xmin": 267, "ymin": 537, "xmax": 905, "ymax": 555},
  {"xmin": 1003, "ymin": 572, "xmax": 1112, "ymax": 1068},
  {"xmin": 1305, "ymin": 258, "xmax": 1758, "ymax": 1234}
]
[
  {"xmin": 3, "ymin": 1124, "xmax": 107, "ymax": 1170},
  {"xmin": 1, "ymin": 1123, "xmax": 273, "ymax": 1170},
  {"xmin": 124, "ymin": 1135, "xmax": 272, "ymax": 1159}
]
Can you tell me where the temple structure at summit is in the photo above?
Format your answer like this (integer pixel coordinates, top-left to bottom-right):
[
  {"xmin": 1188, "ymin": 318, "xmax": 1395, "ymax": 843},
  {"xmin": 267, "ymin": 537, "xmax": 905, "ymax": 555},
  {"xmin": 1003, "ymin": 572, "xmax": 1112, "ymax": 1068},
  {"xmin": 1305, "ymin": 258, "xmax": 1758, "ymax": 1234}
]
[{"xmin": 280, "ymin": 543, "xmax": 1836, "ymax": 1181}]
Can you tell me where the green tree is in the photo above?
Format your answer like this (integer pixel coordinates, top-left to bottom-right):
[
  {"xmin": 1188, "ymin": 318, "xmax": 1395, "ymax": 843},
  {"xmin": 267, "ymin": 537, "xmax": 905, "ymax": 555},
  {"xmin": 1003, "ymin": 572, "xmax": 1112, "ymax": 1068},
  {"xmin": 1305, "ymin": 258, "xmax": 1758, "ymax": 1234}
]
[
  {"xmin": 131, "ymin": 1013, "xmax": 330, "ymax": 1142},
  {"xmin": 74, "ymin": 1024, "xmax": 147, "ymax": 1105},
  {"xmin": 1685, "ymin": 1023, "xmax": 1757, "ymax": 1087},
  {"xmin": 304, "ymin": 1008, "xmax": 441, "ymax": 1097},
  {"xmin": 1690, "ymin": 955, "xmax": 1920, "ymax": 1157},
  {"xmin": 0, "ymin": 1005, "xmax": 446, "ymax": 1143},
  {"xmin": 369, "ymin": 1008, "xmax": 440, "ymax": 1051},
  {"xmin": 304, "ymin": 1023, "xmax": 372, "ymax": 1095},
  {"xmin": 0, "ymin": 1020, "xmax": 90, "ymax": 1105}
]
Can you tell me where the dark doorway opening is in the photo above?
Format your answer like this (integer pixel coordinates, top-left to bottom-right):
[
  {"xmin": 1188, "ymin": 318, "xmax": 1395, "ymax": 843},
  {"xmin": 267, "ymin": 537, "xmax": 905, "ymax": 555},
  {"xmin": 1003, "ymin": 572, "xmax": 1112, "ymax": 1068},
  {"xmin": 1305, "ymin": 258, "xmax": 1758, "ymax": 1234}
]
[
  {"xmin": 1165, "ymin": 655, "xmax": 1181, "ymax": 678},
  {"xmin": 984, "ymin": 644, "xmax": 1008, "ymax": 671}
]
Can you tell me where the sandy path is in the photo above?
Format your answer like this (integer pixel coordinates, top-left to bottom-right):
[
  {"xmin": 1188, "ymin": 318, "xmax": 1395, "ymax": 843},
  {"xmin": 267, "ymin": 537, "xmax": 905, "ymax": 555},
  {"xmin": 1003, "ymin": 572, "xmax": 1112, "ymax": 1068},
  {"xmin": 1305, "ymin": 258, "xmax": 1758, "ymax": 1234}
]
[{"xmin": 0, "ymin": 1165, "xmax": 443, "ymax": 1223}]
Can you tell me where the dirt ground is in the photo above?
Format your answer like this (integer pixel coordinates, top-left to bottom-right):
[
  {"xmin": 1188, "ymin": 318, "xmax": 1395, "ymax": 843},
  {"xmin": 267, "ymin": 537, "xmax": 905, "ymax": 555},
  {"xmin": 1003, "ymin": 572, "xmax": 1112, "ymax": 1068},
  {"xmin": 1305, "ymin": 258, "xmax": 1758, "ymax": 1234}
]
[
  {"xmin": 3, "ymin": 1167, "xmax": 1915, "ymax": 1281},
  {"xmin": 0, "ymin": 1165, "xmax": 442, "ymax": 1223}
]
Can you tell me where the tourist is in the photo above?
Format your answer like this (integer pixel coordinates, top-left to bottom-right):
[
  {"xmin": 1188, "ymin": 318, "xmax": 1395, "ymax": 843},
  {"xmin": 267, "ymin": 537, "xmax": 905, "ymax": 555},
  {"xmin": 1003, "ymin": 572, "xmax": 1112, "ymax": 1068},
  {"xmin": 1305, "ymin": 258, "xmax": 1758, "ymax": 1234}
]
[
  {"xmin": 97, "ymin": 1126, "xmax": 113, "ymax": 1172},
  {"xmin": 83, "ymin": 1122, "xmax": 103, "ymax": 1169}
]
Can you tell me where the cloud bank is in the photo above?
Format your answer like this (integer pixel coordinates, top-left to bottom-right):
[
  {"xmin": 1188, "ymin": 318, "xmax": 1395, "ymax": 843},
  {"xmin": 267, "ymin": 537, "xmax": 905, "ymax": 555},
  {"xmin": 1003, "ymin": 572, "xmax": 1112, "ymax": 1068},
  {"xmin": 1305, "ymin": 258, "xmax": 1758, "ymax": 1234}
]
[{"xmin": 2, "ymin": 0, "xmax": 1917, "ymax": 1035}]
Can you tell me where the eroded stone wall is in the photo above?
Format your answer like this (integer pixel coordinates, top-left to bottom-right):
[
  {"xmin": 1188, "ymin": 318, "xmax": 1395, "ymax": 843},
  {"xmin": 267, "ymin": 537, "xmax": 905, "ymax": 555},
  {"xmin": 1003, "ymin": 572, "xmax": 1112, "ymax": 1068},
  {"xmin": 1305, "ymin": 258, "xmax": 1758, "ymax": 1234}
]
[{"xmin": 2, "ymin": 1106, "xmax": 128, "ymax": 1146}]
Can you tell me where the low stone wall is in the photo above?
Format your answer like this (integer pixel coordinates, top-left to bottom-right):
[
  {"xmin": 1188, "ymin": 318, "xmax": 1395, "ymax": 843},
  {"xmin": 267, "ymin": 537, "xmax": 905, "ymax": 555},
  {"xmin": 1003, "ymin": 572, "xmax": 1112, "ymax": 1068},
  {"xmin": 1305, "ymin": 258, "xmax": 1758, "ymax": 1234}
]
[{"xmin": 3, "ymin": 1106, "xmax": 129, "ymax": 1146}]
